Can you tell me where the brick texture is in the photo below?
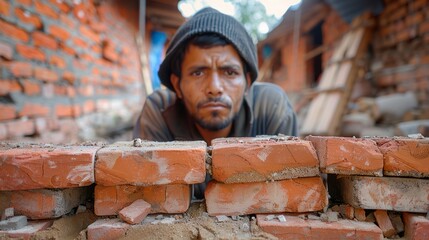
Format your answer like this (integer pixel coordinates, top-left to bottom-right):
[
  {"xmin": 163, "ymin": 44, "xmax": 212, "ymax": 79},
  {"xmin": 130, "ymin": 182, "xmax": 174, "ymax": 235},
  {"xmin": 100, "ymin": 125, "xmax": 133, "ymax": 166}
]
[
  {"xmin": 0, "ymin": 220, "xmax": 53, "ymax": 239},
  {"xmin": 374, "ymin": 210, "xmax": 396, "ymax": 237},
  {"xmin": 94, "ymin": 184, "xmax": 190, "ymax": 216},
  {"xmin": 211, "ymin": 137, "xmax": 319, "ymax": 183},
  {"xmin": 95, "ymin": 141, "xmax": 206, "ymax": 186},
  {"xmin": 87, "ymin": 219, "xmax": 130, "ymax": 240},
  {"xmin": 205, "ymin": 177, "xmax": 328, "ymax": 216},
  {"xmin": 0, "ymin": 144, "xmax": 99, "ymax": 190},
  {"xmin": 118, "ymin": 199, "xmax": 151, "ymax": 224},
  {"xmin": 403, "ymin": 212, "xmax": 429, "ymax": 240}
]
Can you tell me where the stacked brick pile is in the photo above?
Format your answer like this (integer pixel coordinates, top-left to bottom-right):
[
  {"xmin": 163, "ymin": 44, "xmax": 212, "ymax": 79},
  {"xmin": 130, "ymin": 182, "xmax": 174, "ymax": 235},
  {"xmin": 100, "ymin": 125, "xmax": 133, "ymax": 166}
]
[
  {"xmin": 0, "ymin": 0, "xmax": 143, "ymax": 143},
  {"xmin": 1, "ymin": 136, "xmax": 428, "ymax": 239}
]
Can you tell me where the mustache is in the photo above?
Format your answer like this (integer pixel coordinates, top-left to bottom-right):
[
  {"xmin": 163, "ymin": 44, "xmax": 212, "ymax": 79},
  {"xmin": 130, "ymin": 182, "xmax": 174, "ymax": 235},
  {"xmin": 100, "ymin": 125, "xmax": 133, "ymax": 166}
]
[{"xmin": 197, "ymin": 97, "xmax": 232, "ymax": 109}]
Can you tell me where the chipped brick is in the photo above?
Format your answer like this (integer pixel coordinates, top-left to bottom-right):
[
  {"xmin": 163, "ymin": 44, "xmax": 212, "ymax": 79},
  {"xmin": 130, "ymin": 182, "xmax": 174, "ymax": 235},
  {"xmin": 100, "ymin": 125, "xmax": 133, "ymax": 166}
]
[{"xmin": 119, "ymin": 199, "xmax": 151, "ymax": 224}]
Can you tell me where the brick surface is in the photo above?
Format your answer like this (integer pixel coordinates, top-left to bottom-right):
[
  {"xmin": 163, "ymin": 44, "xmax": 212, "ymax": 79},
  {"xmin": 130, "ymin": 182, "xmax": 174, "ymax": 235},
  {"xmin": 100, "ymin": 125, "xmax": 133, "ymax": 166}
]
[
  {"xmin": 0, "ymin": 41, "xmax": 13, "ymax": 60},
  {"xmin": 5, "ymin": 62, "xmax": 32, "ymax": 77},
  {"xmin": 0, "ymin": 144, "xmax": 98, "ymax": 190},
  {"xmin": 94, "ymin": 184, "xmax": 190, "ymax": 216},
  {"xmin": 5, "ymin": 119, "xmax": 35, "ymax": 137},
  {"xmin": 48, "ymin": 25, "xmax": 70, "ymax": 41},
  {"xmin": 15, "ymin": 8, "xmax": 42, "ymax": 29},
  {"xmin": 375, "ymin": 137, "xmax": 429, "ymax": 177},
  {"xmin": 403, "ymin": 212, "xmax": 429, "ymax": 240},
  {"xmin": 307, "ymin": 136, "xmax": 383, "ymax": 176},
  {"xmin": 34, "ymin": 1, "xmax": 58, "ymax": 19},
  {"xmin": 0, "ymin": 19, "xmax": 29, "ymax": 42},
  {"xmin": 33, "ymin": 32, "xmax": 58, "ymax": 50},
  {"xmin": 0, "ymin": 220, "xmax": 53, "ymax": 239},
  {"xmin": 96, "ymin": 141, "xmax": 206, "ymax": 186},
  {"xmin": 118, "ymin": 199, "xmax": 151, "ymax": 224},
  {"xmin": 336, "ymin": 176, "xmax": 429, "ymax": 213},
  {"xmin": 19, "ymin": 103, "xmax": 50, "ymax": 117},
  {"xmin": 257, "ymin": 214, "xmax": 383, "ymax": 240},
  {"xmin": 0, "ymin": 104, "xmax": 16, "ymax": 121},
  {"xmin": 374, "ymin": 210, "xmax": 396, "ymax": 237},
  {"xmin": 211, "ymin": 137, "xmax": 319, "ymax": 183},
  {"xmin": 205, "ymin": 177, "xmax": 328, "ymax": 216},
  {"xmin": 0, "ymin": 0, "xmax": 10, "ymax": 16},
  {"xmin": 0, "ymin": 188, "xmax": 90, "ymax": 219},
  {"xmin": 21, "ymin": 79, "xmax": 41, "ymax": 96},
  {"xmin": 87, "ymin": 218, "xmax": 130, "ymax": 240},
  {"xmin": 34, "ymin": 67, "xmax": 58, "ymax": 82},
  {"xmin": 16, "ymin": 44, "xmax": 45, "ymax": 61}
]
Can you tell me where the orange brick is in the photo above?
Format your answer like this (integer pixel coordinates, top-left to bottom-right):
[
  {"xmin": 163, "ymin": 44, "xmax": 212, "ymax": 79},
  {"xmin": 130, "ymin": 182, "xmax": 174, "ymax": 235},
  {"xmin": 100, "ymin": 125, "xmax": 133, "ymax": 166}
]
[
  {"xmin": 94, "ymin": 184, "xmax": 190, "ymax": 216},
  {"xmin": 0, "ymin": 220, "xmax": 53, "ymax": 239},
  {"xmin": 0, "ymin": 104, "xmax": 16, "ymax": 121},
  {"xmin": 21, "ymin": 79, "xmax": 41, "ymax": 96},
  {"xmin": 374, "ymin": 210, "xmax": 396, "ymax": 237},
  {"xmin": 403, "ymin": 212, "xmax": 429, "ymax": 240},
  {"xmin": 34, "ymin": 67, "xmax": 58, "ymax": 82},
  {"xmin": 0, "ymin": 145, "xmax": 99, "ymax": 190},
  {"xmin": 0, "ymin": 80, "xmax": 21, "ymax": 96},
  {"xmin": 87, "ymin": 219, "xmax": 130, "ymax": 240},
  {"xmin": 375, "ymin": 137, "xmax": 429, "ymax": 177},
  {"xmin": 0, "ymin": 0, "xmax": 10, "ymax": 17},
  {"xmin": 49, "ymin": 55, "xmax": 66, "ymax": 68},
  {"xmin": 19, "ymin": 103, "xmax": 49, "ymax": 117},
  {"xmin": 33, "ymin": 31, "xmax": 58, "ymax": 50},
  {"xmin": 16, "ymin": 44, "xmax": 45, "ymax": 61},
  {"xmin": 307, "ymin": 136, "xmax": 383, "ymax": 176},
  {"xmin": 211, "ymin": 137, "xmax": 319, "ymax": 183},
  {"xmin": 355, "ymin": 208, "xmax": 367, "ymax": 221},
  {"xmin": 48, "ymin": 25, "xmax": 70, "ymax": 41},
  {"xmin": 0, "ymin": 41, "xmax": 13, "ymax": 60},
  {"xmin": 5, "ymin": 119, "xmax": 35, "ymax": 137},
  {"xmin": 34, "ymin": 1, "xmax": 58, "ymax": 19},
  {"xmin": 257, "ymin": 214, "xmax": 383, "ymax": 240},
  {"xmin": 118, "ymin": 199, "xmax": 151, "ymax": 224},
  {"xmin": 95, "ymin": 141, "xmax": 206, "ymax": 186},
  {"xmin": 79, "ymin": 25, "xmax": 100, "ymax": 43},
  {"xmin": 1, "ymin": 188, "xmax": 90, "ymax": 219},
  {"xmin": 205, "ymin": 177, "xmax": 328, "ymax": 216},
  {"xmin": 0, "ymin": 19, "xmax": 29, "ymax": 42},
  {"xmin": 5, "ymin": 62, "xmax": 32, "ymax": 78},
  {"xmin": 48, "ymin": 0, "xmax": 70, "ymax": 13},
  {"xmin": 336, "ymin": 176, "xmax": 429, "ymax": 213},
  {"xmin": 15, "ymin": 8, "xmax": 42, "ymax": 29}
]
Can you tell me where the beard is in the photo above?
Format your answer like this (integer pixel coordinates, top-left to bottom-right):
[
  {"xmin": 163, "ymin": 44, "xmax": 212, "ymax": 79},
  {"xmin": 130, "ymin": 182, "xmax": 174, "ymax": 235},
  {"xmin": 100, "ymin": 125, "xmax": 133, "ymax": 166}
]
[{"xmin": 193, "ymin": 96, "xmax": 236, "ymax": 131}]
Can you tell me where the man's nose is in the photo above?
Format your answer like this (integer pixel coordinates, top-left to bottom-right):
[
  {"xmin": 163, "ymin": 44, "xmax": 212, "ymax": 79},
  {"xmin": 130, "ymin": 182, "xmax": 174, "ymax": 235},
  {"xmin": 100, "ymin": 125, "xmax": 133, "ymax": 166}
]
[{"xmin": 206, "ymin": 72, "xmax": 223, "ymax": 96}]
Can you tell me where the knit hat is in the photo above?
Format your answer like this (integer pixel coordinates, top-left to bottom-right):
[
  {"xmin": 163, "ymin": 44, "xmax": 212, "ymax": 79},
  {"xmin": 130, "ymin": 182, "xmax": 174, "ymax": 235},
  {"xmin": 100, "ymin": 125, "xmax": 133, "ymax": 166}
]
[{"xmin": 158, "ymin": 7, "xmax": 258, "ymax": 91}]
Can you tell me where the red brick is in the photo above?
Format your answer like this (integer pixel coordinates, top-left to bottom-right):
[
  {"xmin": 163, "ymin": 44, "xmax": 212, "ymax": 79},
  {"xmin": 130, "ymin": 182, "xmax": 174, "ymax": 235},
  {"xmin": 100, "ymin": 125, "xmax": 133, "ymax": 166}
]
[
  {"xmin": 33, "ymin": 31, "xmax": 58, "ymax": 50},
  {"xmin": 5, "ymin": 119, "xmax": 35, "ymax": 137},
  {"xmin": 5, "ymin": 62, "xmax": 32, "ymax": 77},
  {"xmin": 0, "ymin": 19, "xmax": 29, "ymax": 42},
  {"xmin": 118, "ymin": 199, "xmax": 151, "ymax": 224},
  {"xmin": 48, "ymin": 0, "xmax": 70, "ymax": 13},
  {"xmin": 83, "ymin": 100, "xmax": 95, "ymax": 113},
  {"xmin": 0, "ymin": 220, "xmax": 53, "ymax": 239},
  {"xmin": 355, "ymin": 208, "xmax": 367, "ymax": 221},
  {"xmin": 63, "ymin": 71, "xmax": 75, "ymax": 84},
  {"xmin": 406, "ymin": 12, "xmax": 424, "ymax": 26},
  {"xmin": 87, "ymin": 219, "xmax": 130, "ymax": 240},
  {"xmin": 257, "ymin": 214, "xmax": 383, "ymax": 240},
  {"xmin": 55, "ymin": 104, "xmax": 73, "ymax": 117},
  {"xmin": 60, "ymin": 42, "xmax": 76, "ymax": 56},
  {"xmin": 336, "ymin": 176, "xmax": 429, "ymax": 213},
  {"xmin": 21, "ymin": 79, "xmax": 41, "ymax": 95},
  {"xmin": 102, "ymin": 40, "xmax": 119, "ymax": 62},
  {"xmin": 0, "ymin": 188, "xmax": 90, "ymax": 219},
  {"xmin": 16, "ymin": 44, "xmax": 45, "ymax": 61},
  {"xmin": 205, "ymin": 177, "xmax": 328, "ymax": 216},
  {"xmin": 34, "ymin": 1, "xmax": 58, "ymax": 19},
  {"xmin": 14, "ymin": 8, "xmax": 42, "ymax": 29},
  {"xmin": 0, "ymin": 41, "xmax": 13, "ymax": 60},
  {"xmin": 19, "ymin": 103, "xmax": 49, "ymax": 117},
  {"xmin": 59, "ymin": 14, "xmax": 75, "ymax": 28},
  {"xmin": 48, "ymin": 25, "xmax": 70, "ymax": 41},
  {"xmin": 89, "ymin": 20, "xmax": 107, "ymax": 33},
  {"xmin": 374, "ymin": 210, "xmax": 396, "ymax": 237},
  {"xmin": 0, "ymin": 104, "xmax": 16, "ymax": 121},
  {"xmin": 403, "ymin": 212, "xmax": 429, "ymax": 240},
  {"xmin": 420, "ymin": 21, "xmax": 429, "ymax": 35},
  {"xmin": 307, "ymin": 136, "xmax": 383, "ymax": 176},
  {"xmin": 0, "ymin": 145, "xmax": 99, "ymax": 190},
  {"xmin": 34, "ymin": 67, "xmax": 58, "ymax": 82},
  {"xmin": 376, "ymin": 137, "xmax": 429, "ymax": 177},
  {"xmin": 95, "ymin": 141, "xmax": 206, "ymax": 186},
  {"xmin": 73, "ymin": 37, "xmax": 88, "ymax": 49},
  {"xmin": 79, "ymin": 25, "xmax": 100, "ymax": 43},
  {"xmin": 212, "ymin": 137, "xmax": 319, "ymax": 183},
  {"xmin": 0, "ymin": 0, "xmax": 11, "ymax": 16},
  {"xmin": 94, "ymin": 184, "xmax": 190, "ymax": 216},
  {"xmin": 49, "ymin": 55, "xmax": 66, "ymax": 68},
  {"xmin": 15, "ymin": 0, "xmax": 32, "ymax": 5}
]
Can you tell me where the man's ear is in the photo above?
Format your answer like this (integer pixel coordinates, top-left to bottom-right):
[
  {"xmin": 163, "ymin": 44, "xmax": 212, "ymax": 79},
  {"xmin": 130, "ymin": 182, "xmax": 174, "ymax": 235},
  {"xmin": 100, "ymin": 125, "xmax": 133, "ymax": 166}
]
[{"xmin": 171, "ymin": 74, "xmax": 183, "ymax": 99}]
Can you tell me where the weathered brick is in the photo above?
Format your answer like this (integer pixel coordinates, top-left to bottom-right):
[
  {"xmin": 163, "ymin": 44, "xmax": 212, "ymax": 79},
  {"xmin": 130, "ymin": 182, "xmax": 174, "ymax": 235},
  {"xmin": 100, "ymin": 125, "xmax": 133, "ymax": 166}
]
[
  {"xmin": 16, "ymin": 44, "xmax": 45, "ymax": 61},
  {"xmin": 48, "ymin": 25, "xmax": 70, "ymax": 41},
  {"xmin": 34, "ymin": 1, "xmax": 58, "ymax": 19},
  {"xmin": 374, "ymin": 210, "xmax": 396, "ymax": 237},
  {"xmin": 212, "ymin": 137, "xmax": 319, "ymax": 183},
  {"xmin": 0, "ymin": 19, "xmax": 29, "ymax": 42},
  {"xmin": 15, "ymin": 0, "xmax": 32, "ymax": 6},
  {"xmin": 5, "ymin": 119, "xmax": 35, "ymax": 138},
  {"xmin": 33, "ymin": 32, "xmax": 58, "ymax": 50},
  {"xmin": 205, "ymin": 177, "xmax": 328, "ymax": 216},
  {"xmin": 355, "ymin": 208, "xmax": 367, "ymax": 221},
  {"xmin": 20, "ymin": 79, "xmax": 41, "ymax": 96},
  {"xmin": 403, "ymin": 212, "xmax": 429, "ymax": 240},
  {"xmin": 257, "ymin": 214, "xmax": 383, "ymax": 240},
  {"xmin": 49, "ymin": 55, "xmax": 66, "ymax": 68},
  {"xmin": 0, "ymin": 220, "xmax": 53, "ymax": 239},
  {"xmin": 55, "ymin": 104, "xmax": 74, "ymax": 118},
  {"xmin": 102, "ymin": 40, "xmax": 119, "ymax": 62},
  {"xmin": 19, "ymin": 103, "xmax": 49, "ymax": 117},
  {"xmin": 94, "ymin": 184, "xmax": 190, "ymax": 216},
  {"xmin": 375, "ymin": 137, "xmax": 429, "ymax": 177},
  {"xmin": 48, "ymin": 0, "xmax": 70, "ymax": 13},
  {"xmin": 15, "ymin": 8, "xmax": 42, "ymax": 29},
  {"xmin": 95, "ymin": 141, "xmax": 206, "ymax": 186},
  {"xmin": 0, "ymin": 104, "xmax": 16, "ymax": 121},
  {"xmin": 79, "ymin": 25, "xmax": 100, "ymax": 43},
  {"xmin": 118, "ymin": 199, "xmax": 151, "ymax": 224},
  {"xmin": 307, "ymin": 136, "xmax": 383, "ymax": 176},
  {"xmin": 0, "ymin": 80, "xmax": 21, "ymax": 96},
  {"xmin": 87, "ymin": 219, "xmax": 130, "ymax": 240},
  {"xmin": 63, "ymin": 71, "xmax": 75, "ymax": 84},
  {"xmin": 0, "ymin": 0, "xmax": 11, "ymax": 17},
  {"xmin": 0, "ymin": 144, "xmax": 98, "ymax": 190},
  {"xmin": 34, "ymin": 67, "xmax": 58, "ymax": 82},
  {"xmin": 0, "ymin": 41, "xmax": 13, "ymax": 60},
  {"xmin": 336, "ymin": 176, "xmax": 429, "ymax": 213},
  {"xmin": 4, "ymin": 62, "xmax": 32, "ymax": 78},
  {"xmin": 0, "ymin": 188, "xmax": 90, "ymax": 219}
]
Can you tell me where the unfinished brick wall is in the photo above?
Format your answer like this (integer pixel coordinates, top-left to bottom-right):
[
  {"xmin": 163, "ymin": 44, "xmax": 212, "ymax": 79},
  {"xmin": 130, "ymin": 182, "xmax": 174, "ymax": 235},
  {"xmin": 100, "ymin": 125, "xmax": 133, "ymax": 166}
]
[
  {"xmin": 0, "ymin": 0, "xmax": 144, "ymax": 143},
  {"xmin": 1, "ymin": 135, "xmax": 428, "ymax": 239}
]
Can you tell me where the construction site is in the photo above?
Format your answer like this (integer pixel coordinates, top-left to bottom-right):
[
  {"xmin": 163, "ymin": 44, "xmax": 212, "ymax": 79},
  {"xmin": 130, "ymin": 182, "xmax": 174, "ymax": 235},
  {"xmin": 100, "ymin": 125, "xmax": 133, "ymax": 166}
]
[{"xmin": 0, "ymin": 0, "xmax": 428, "ymax": 239}]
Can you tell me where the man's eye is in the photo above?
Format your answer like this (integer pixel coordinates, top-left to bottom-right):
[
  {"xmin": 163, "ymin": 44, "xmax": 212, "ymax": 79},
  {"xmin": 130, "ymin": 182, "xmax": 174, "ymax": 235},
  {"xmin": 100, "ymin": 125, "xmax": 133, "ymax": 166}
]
[
  {"xmin": 191, "ymin": 71, "xmax": 203, "ymax": 76},
  {"xmin": 225, "ymin": 70, "xmax": 238, "ymax": 76}
]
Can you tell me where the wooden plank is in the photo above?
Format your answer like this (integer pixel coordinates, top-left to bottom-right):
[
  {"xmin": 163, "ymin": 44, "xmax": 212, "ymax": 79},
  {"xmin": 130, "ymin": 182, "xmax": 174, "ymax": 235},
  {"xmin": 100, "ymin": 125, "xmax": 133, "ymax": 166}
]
[{"xmin": 346, "ymin": 28, "xmax": 365, "ymax": 58}]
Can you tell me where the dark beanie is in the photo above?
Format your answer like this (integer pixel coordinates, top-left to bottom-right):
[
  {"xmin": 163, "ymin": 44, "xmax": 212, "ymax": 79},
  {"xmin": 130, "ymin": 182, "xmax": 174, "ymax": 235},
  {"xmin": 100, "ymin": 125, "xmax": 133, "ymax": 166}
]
[{"xmin": 158, "ymin": 7, "xmax": 258, "ymax": 91}]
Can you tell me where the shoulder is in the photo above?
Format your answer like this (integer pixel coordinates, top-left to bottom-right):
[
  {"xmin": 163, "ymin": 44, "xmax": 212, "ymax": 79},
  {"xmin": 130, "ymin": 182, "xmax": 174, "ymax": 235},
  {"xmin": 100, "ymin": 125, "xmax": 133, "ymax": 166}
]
[
  {"xmin": 247, "ymin": 82, "xmax": 288, "ymax": 101},
  {"xmin": 145, "ymin": 89, "xmax": 177, "ymax": 111}
]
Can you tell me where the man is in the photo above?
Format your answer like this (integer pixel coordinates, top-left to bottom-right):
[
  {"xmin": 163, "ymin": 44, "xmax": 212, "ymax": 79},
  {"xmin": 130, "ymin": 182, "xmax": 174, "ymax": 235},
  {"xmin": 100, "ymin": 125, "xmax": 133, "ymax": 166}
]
[{"xmin": 133, "ymin": 7, "xmax": 298, "ymax": 145}]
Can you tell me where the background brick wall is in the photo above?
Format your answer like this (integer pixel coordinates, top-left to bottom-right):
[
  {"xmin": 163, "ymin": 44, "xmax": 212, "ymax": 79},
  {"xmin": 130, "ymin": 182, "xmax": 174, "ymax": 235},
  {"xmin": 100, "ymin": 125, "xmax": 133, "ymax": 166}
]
[{"xmin": 0, "ymin": 0, "xmax": 144, "ymax": 143}]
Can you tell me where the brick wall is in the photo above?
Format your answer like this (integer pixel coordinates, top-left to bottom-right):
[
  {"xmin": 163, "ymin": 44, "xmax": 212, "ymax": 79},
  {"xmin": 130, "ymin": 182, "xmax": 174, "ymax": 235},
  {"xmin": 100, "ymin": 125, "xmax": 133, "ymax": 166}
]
[
  {"xmin": 1, "ymin": 135, "xmax": 428, "ymax": 239},
  {"xmin": 0, "ymin": 0, "xmax": 144, "ymax": 143}
]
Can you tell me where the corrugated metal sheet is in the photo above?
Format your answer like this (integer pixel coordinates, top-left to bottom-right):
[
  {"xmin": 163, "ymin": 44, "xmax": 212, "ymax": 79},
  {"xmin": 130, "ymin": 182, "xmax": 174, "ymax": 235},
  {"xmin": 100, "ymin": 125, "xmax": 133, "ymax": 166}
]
[{"xmin": 325, "ymin": 0, "xmax": 384, "ymax": 23}]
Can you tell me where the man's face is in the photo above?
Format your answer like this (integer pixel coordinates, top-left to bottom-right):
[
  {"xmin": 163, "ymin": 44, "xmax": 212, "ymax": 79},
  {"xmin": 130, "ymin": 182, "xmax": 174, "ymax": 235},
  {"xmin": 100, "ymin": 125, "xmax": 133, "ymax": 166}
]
[{"xmin": 171, "ymin": 44, "xmax": 250, "ymax": 131}]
